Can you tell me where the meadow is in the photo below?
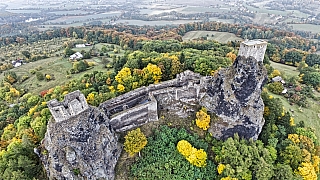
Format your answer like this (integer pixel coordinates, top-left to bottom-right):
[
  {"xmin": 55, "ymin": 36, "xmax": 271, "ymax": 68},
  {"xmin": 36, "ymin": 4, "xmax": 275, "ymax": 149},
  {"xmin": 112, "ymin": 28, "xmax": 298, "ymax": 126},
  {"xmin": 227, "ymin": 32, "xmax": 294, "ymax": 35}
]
[
  {"xmin": 182, "ymin": 31, "xmax": 243, "ymax": 43},
  {"xmin": 270, "ymin": 61, "xmax": 300, "ymax": 78},
  {"xmin": 290, "ymin": 24, "xmax": 320, "ymax": 34},
  {"xmin": 44, "ymin": 11, "xmax": 120, "ymax": 25},
  {"xmin": 115, "ymin": 19, "xmax": 201, "ymax": 26},
  {"xmin": 269, "ymin": 61, "xmax": 320, "ymax": 138},
  {"xmin": 0, "ymin": 42, "xmax": 123, "ymax": 95}
]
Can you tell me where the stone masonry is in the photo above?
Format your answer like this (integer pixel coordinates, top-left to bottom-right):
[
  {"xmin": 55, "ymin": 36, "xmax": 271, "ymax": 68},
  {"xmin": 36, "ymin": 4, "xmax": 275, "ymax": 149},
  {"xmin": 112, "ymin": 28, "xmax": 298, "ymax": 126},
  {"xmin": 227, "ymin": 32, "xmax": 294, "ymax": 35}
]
[{"xmin": 41, "ymin": 39, "xmax": 268, "ymax": 179}]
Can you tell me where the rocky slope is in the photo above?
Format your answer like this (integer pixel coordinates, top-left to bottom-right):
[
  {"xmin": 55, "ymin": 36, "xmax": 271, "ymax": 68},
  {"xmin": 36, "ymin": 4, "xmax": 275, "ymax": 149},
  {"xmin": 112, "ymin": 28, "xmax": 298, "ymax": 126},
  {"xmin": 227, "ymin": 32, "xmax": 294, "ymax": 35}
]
[
  {"xmin": 38, "ymin": 107, "xmax": 121, "ymax": 180},
  {"xmin": 200, "ymin": 55, "xmax": 268, "ymax": 140}
]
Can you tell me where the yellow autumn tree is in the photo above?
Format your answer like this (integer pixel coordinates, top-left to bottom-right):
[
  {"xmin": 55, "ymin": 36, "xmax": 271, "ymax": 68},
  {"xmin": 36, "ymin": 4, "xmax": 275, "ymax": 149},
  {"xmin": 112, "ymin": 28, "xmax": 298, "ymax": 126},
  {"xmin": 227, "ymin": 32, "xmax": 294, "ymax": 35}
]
[
  {"xmin": 176, "ymin": 140, "xmax": 207, "ymax": 167},
  {"xmin": 124, "ymin": 128, "xmax": 147, "ymax": 156},
  {"xmin": 221, "ymin": 177, "xmax": 238, "ymax": 180},
  {"xmin": 115, "ymin": 67, "xmax": 132, "ymax": 84},
  {"xmin": 45, "ymin": 74, "xmax": 51, "ymax": 80},
  {"xmin": 296, "ymin": 162, "xmax": 317, "ymax": 180},
  {"xmin": 270, "ymin": 69, "xmax": 281, "ymax": 78},
  {"xmin": 226, "ymin": 52, "xmax": 237, "ymax": 62},
  {"xmin": 217, "ymin": 164, "xmax": 226, "ymax": 175},
  {"xmin": 86, "ymin": 93, "xmax": 95, "ymax": 105},
  {"xmin": 195, "ymin": 107, "xmax": 210, "ymax": 130},
  {"xmin": 117, "ymin": 84, "xmax": 125, "ymax": 93},
  {"xmin": 142, "ymin": 63, "xmax": 162, "ymax": 84}
]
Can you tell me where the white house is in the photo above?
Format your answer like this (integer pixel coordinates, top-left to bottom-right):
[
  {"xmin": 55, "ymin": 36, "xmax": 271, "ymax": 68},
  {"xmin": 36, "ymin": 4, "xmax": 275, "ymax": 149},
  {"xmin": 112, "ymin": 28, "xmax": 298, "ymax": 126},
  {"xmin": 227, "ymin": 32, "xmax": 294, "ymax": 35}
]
[
  {"xmin": 69, "ymin": 52, "xmax": 83, "ymax": 60},
  {"xmin": 75, "ymin": 44, "xmax": 86, "ymax": 48}
]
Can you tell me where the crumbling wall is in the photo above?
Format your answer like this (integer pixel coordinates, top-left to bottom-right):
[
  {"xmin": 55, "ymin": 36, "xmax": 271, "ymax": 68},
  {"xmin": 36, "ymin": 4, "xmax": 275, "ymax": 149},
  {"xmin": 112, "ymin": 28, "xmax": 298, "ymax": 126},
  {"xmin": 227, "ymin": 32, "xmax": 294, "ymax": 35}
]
[{"xmin": 47, "ymin": 90, "xmax": 89, "ymax": 122}]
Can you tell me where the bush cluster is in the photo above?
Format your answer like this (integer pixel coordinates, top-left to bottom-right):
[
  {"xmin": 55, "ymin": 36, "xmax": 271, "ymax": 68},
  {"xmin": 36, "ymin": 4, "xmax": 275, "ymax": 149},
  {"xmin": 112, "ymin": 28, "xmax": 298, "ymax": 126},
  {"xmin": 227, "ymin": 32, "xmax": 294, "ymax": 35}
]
[{"xmin": 130, "ymin": 126, "xmax": 216, "ymax": 180}]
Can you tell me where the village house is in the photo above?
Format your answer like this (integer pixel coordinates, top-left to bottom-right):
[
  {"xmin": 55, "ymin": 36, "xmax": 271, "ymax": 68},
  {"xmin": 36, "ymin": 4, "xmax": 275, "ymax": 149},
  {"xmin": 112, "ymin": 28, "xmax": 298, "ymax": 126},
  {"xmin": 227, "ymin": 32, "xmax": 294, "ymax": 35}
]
[
  {"xmin": 11, "ymin": 59, "xmax": 24, "ymax": 68},
  {"xmin": 69, "ymin": 52, "xmax": 83, "ymax": 60},
  {"xmin": 75, "ymin": 44, "xmax": 86, "ymax": 48}
]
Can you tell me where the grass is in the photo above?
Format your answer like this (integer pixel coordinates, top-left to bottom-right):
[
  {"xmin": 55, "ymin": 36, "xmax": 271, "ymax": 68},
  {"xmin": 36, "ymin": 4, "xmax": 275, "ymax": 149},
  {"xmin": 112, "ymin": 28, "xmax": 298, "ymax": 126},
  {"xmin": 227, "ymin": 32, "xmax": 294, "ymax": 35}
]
[
  {"xmin": 209, "ymin": 17, "xmax": 235, "ymax": 24},
  {"xmin": 44, "ymin": 12, "xmax": 121, "ymax": 24},
  {"xmin": 182, "ymin": 7, "xmax": 235, "ymax": 13},
  {"xmin": 12, "ymin": 57, "xmax": 111, "ymax": 95},
  {"xmin": 1, "ymin": 43, "xmax": 122, "ymax": 95},
  {"xmin": 270, "ymin": 61, "xmax": 299, "ymax": 78},
  {"xmin": 270, "ymin": 92, "xmax": 320, "ymax": 139},
  {"xmin": 269, "ymin": 61, "xmax": 320, "ymax": 138},
  {"xmin": 252, "ymin": 13, "xmax": 276, "ymax": 24},
  {"xmin": 115, "ymin": 19, "xmax": 201, "ymax": 26},
  {"xmin": 182, "ymin": 31, "xmax": 243, "ymax": 43},
  {"xmin": 290, "ymin": 24, "xmax": 320, "ymax": 34}
]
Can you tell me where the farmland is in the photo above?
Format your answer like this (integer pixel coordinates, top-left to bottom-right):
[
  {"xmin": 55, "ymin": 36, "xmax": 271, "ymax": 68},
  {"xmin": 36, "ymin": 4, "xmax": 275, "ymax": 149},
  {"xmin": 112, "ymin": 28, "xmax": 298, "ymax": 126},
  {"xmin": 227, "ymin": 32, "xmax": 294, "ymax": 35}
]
[
  {"xmin": 290, "ymin": 24, "xmax": 320, "ymax": 34},
  {"xmin": 44, "ymin": 11, "xmax": 121, "ymax": 25},
  {"xmin": 0, "ymin": 42, "xmax": 123, "ymax": 95},
  {"xmin": 269, "ymin": 61, "xmax": 320, "ymax": 138},
  {"xmin": 269, "ymin": 61, "xmax": 300, "ymax": 78},
  {"xmin": 182, "ymin": 31, "xmax": 243, "ymax": 43},
  {"xmin": 115, "ymin": 19, "xmax": 201, "ymax": 26}
]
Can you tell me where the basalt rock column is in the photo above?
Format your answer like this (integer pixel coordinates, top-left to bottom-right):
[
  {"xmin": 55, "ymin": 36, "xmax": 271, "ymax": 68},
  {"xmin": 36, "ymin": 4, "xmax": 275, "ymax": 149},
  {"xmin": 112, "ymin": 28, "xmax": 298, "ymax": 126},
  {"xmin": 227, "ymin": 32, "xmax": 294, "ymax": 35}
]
[{"xmin": 200, "ymin": 40, "xmax": 268, "ymax": 140}]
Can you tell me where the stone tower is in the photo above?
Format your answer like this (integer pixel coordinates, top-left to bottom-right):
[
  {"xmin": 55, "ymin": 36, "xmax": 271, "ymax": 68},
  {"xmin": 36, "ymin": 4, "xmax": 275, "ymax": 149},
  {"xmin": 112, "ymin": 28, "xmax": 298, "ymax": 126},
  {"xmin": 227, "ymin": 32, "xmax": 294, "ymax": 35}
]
[
  {"xmin": 238, "ymin": 39, "xmax": 267, "ymax": 62},
  {"xmin": 47, "ymin": 90, "xmax": 89, "ymax": 122}
]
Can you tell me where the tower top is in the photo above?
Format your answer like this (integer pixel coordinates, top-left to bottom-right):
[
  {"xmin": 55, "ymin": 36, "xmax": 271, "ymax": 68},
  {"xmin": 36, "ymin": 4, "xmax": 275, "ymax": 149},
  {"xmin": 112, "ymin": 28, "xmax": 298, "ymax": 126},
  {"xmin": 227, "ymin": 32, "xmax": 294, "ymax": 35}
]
[
  {"xmin": 238, "ymin": 39, "xmax": 267, "ymax": 62},
  {"xmin": 242, "ymin": 39, "xmax": 267, "ymax": 46}
]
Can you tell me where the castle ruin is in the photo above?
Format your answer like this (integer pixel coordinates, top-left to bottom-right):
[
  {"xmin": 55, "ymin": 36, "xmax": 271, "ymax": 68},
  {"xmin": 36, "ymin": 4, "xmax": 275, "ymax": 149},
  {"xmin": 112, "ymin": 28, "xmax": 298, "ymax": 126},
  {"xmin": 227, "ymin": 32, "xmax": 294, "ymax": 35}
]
[
  {"xmin": 46, "ymin": 40, "xmax": 268, "ymax": 137},
  {"xmin": 42, "ymin": 39, "xmax": 268, "ymax": 180},
  {"xmin": 238, "ymin": 39, "xmax": 267, "ymax": 62},
  {"xmin": 47, "ymin": 90, "xmax": 89, "ymax": 122}
]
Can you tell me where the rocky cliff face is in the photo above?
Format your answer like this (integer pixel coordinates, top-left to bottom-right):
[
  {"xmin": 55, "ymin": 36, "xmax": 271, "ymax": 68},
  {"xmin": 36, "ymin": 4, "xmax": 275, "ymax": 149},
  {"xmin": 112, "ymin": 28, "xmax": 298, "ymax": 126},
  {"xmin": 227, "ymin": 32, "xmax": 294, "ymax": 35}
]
[
  {"xmin": 39, "ymin": 52, "xmax": 267, "ymax": 179},
  {"xmin": 200, "ymin": 55, "xmax": 268, "ymax": 140},
  {"xmin": 39, "ymin": 107, "xmax": 121, "ymax": 180}
]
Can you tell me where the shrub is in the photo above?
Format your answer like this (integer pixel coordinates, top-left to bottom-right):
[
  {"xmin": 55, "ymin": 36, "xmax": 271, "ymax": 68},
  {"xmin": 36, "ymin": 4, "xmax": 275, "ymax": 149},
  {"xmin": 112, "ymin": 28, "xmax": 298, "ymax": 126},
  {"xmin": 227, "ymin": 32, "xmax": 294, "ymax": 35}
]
[
  {"xmin": 177, "ymin": 140, "xmax": 207, "ymax": 167},
  {"xmin": 195, "ymin": 107, "xmax": 210, "ymax": 130},
  {"xmin": 124, "ymin": 128, "xmax": 147, "ymax": 156},
  {"xmin": 45, "ymin": 74, "xmax": 51, "ymax": 81},
  {"xmin": 36, "ymin": 72, "xmax": 44, "ymax": 81},
  {"xmin": 130, "ymin": 126, "xmax": 216, "ymax": 179},
  {"xmin": 268, "ymin": 82, "xmax": 284, "ymax": 94}
]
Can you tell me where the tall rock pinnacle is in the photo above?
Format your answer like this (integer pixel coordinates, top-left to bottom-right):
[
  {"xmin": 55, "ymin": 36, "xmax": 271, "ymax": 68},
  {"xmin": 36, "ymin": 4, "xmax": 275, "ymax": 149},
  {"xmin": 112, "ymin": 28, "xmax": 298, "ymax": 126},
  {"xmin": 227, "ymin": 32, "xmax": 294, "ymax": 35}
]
[{"xmin": 200, "ymin": 40, "xmax": 268, "ymax": 140}]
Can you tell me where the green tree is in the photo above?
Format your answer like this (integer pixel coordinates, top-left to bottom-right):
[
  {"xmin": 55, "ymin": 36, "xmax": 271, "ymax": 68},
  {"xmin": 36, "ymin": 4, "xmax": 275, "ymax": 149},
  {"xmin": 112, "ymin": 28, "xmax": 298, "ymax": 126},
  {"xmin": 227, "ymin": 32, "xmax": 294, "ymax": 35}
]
[
  {"xmin": 73, "ymin": 61, "xmax": 88, "ymax": 73},
  {"xmin": 35, "ymin": 72, "xmax": 44, "ymax": 81},
  {"xmin": 302, "ymin": 72, "xmax": 320, "ymax": 88},
  {"xmin": 305, "ymin": 54, "xmax": 320, "ymax": 67},
  {"xmin": 21, "ymin": 51, "xmax": 31, "ymax": 59},
  {"xmin": 64, "ymin": 47, "xmax": 75, "ymax": 56},
  {"xmin": 284, "ymin": 50, "xmax": 303, "ymax": 66},
  {"xmin": 268, "ymin": 82, "xmax": 284, "ymax": 94},
  {"xmin": 273, "ymin": 164, "xmax": 294, "ymax": 180}
]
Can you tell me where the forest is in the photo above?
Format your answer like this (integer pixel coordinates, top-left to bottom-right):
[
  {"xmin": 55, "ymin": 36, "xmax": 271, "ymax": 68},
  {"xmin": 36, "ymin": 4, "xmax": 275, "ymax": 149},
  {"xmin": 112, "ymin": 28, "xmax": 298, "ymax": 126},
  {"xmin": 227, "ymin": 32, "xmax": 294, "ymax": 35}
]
[{"xmin": 0, "ymin": 21, "xmax": 319, "ymax": 179}]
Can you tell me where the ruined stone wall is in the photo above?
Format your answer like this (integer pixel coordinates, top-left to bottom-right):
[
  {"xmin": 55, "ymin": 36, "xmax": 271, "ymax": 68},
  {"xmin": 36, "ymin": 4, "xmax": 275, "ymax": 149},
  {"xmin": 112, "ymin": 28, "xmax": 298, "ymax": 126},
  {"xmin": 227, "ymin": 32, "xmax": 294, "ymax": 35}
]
[
  {"xmin": 109, "ymin": 96, "xmax": 157, "ymax": 132},
  {"xmin": 238, "ymin": 40, "xmax": 267, "ymax": 62},
  {"xmin": 47, "ymin": 90, "xmax": 89, "ymax": 122}
]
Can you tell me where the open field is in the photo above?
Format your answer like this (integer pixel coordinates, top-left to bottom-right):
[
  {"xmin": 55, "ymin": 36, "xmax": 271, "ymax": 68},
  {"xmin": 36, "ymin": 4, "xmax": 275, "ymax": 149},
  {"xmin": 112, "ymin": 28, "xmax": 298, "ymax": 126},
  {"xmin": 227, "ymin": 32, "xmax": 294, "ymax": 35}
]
[
  {"xmin": 115, "ymin": 19, "xmax": 201, "ymax": 26},
  {"xmin": 269, "ymin": 61, "xmax": 320, "ymax": 138},
  {"xmin": 181, "ymin": 6, "xmax": 236, "ymax": 14},
  {"xmin": 1, "ymin": 43, "xmax": 122, "ymax": 95},
  {"xmin": 182, "ymin": 31, "xmax": 243, "ymax": 43},
  {"xmin": 48, "ymin": 10, "xmax": 93, "ymax": 15},
  {"xmin": 290, "ymin": 24, "xmax": 320, "ymax": 34},
  {"xmin": 209, "ymin": 17, "xmax": 235, "ymax": 24},
  {"xmin": 270, "ymin": 61, "xmax": 300, "ymax": 78},
  {"xmin": 6, "ymin": 9, "xmax": 41, "ymax": 13},
  {"xmin": 252, "ymin": 13, "xmax": 276, "ymax": 24},
  {"xmin": 270, "ymin": 92, "xmax": 320, "ymax": 139},
  {"xmin": 7, "ymin": 57, "xmax": 109, "ymax": 95},
  {"xmin": 44, "ymin": 11, "xmax": 120, "ymax": 24}
]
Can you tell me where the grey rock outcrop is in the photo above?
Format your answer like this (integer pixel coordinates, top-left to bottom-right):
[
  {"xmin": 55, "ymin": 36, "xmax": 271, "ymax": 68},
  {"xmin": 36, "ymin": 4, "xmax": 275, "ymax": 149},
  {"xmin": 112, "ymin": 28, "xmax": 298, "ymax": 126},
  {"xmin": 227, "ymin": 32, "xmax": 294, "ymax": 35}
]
[
  {"xmin": 200, "ymin": 55, "xmax": 268, "ymax": 140},
  {"xmin": 40, "ymin": 39, "xmax": 268, "ymax": 179},
  {"xmin": 39, "ymin": 107, "xmax": 121, "ymax": 180}
]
